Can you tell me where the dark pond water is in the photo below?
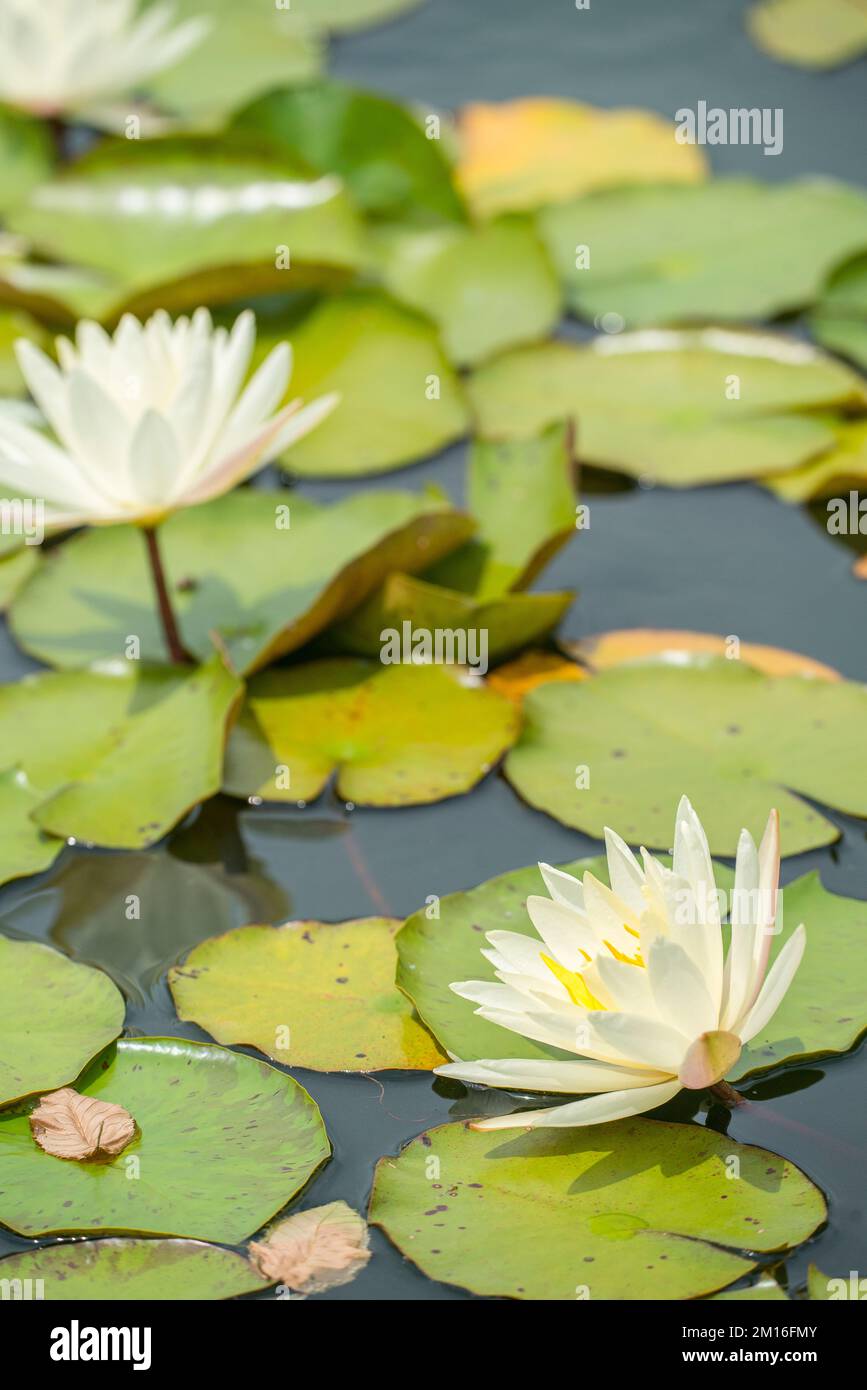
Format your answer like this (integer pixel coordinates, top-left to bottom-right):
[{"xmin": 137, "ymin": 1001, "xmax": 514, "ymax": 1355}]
[{"xmin": 1, "ymin": 0, "xmax": 866, "ymax": 1299}]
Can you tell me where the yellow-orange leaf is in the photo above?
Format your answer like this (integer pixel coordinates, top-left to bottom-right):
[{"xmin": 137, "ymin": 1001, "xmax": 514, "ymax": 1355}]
[
  {"xmin": 248, "ymin": 1201, "xmax": 371, "ymax": 1295},
  {"xmin": 29, "ymin": 1087, "xmax": 136, "ymax": 1161},
  {"xmin": 456, "ymin": 99, "xmax": 707, "ymax": 218},
  {"xmin": 487, "ymin": 649, "xmax": 586, "ymax": 704},
  {"xmin": 568, "ymin": 629, "xmax": 840, "ymax": 681}
]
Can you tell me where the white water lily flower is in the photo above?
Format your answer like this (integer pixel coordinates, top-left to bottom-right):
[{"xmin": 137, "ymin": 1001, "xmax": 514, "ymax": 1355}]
[
  {"xmin": 0, "ymin": 0, "xmax": 207, "ymax": 117},
  {"xmin": 0, "ymin": 308, "xmax": 337, "ymax": 529},
  {"xmin": 435, "ymin": 797, "xmax": 806, "ymax": 1129}
]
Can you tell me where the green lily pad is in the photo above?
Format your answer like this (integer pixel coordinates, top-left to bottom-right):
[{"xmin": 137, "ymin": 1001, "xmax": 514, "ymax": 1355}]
[
  {"xmin": 6, "ymin": 140, "xmax": 364, "ymax": 319},
  {"xmin": 730, "ymin": 873, "xmax": 867, "ymax": 1080},
  {"xmin": 170, "ymin": 917, "xmax": 446, "ymax": 1071},
  {"xmin": 763, "ymin": 419, "xmax": 867, "ymax": 500},
  {"xmin": 468, "ymin": 330, "xmax": 867, "ymax": 486},
  {"xmin": 332, "ymin": 572, "xmax": 573, "ymax": 664},
  {"xmin": 145, "ymin": 0, "xmax": 323, "ymax": 124},
  {"xmin": 271, "ymin": 292, "xmax": 470, "ymax": 476},
  {"xmin": 0, "ymin": 768, "xmax": 63, "ymax": 887},
  {"xmin": 539, "ymin": 180, "xmax": 867, "ymax": 327},
  {"xmin": 0, "ymin": 247, "xmax": 117, "ymax": 326},
  {"xmin": 9, "ymin": 488, "xmax": 473, "ymax": 674},
  {"xmin": 0, "ymin": 654, "xmax": 242, "ymax": 850},
  {"xmin": 0, "ymin": 1037, "xmax": 329, "ymax": 1241},
  {"xmin": 812, "ymin": 254, "xmax": 867, "ymax": 371},
  {"xmin": 424, "ymin": 426, "xmax": 578, "ymax": 598},
  {"xmin": 17, "ymin": 850, "xmax": 289, "ymax": 1000},
  {"xmin": 0, "ymin": 110, "xmax": 52, "ymax": 215},
  {"xmin": 291, "ymin": 0, "xmax": 424, "ymax": 30},
  {"xmin": 504, "ymin": 658, "xmax": 867, "ymax": 854},
  {"xmin": 375, "ymin": 217, "xmax": 560, "ymax": 366},
  {"xmin": 0, "ymin": 544, "xmax": 38, "ymax": 610},
  {"xmin": 747, "ymin": 0, "xmax": 867, "ymax": 69},
  {"xmin": 223, "ymin": 658, "xmax": 519, "ymax": 805},
  {"xmin": 0, "ymin": 309, "xmax": 47, "ymax": 394},
  {"xmin": 0, "ymin": 936, "xmax": 125, "ymax": 1106},
  {"xmin": 0, "ymin": 1238, "xmax": 268, "ymax": 1301},
  {"xmin": 369, "ymin": 1118, "xmax": 825, "ymax": 1300},
  {"xmin": 711, "ymin": 1273, "xmax": 788, "ymax": 1300},
  {"xmin": 233, "ymin": 80, "xmax": 462, "ymax": 222}
]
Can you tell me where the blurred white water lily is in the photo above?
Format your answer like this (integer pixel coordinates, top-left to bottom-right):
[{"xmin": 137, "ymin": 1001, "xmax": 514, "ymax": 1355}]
[
  {"xmin": 0, "ymin": 307, "xmax": 337, "ymax": 529},
  {"xmin": 436, "ymin": 797, "xmax": 806, "ymax": 1129},
  {"xmin": 0, "ymin": 0, "xmax": 207, "ymax": 117}
]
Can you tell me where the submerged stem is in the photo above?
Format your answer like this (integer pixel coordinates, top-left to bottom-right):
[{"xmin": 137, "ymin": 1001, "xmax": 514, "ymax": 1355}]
[
  {"xmin": 708, "ymin": 1079, "xmax": 745, "ymax": 1109},
  {"xmin": 142, "ymin": 524, "xmax": 189, "ymax": 665}
]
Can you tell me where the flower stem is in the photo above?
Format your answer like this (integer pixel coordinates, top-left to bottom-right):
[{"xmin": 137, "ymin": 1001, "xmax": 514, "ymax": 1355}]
[
  {"xmin": 709, "ymin": 1080, "xmax": 745, "ymax": 1109},
  {"xmin": 142, "ymin": 524, "xmax": 189, "ymax": 665}
]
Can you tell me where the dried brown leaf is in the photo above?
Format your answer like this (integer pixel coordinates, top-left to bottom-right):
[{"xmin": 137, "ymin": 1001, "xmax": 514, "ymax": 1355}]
[
  {"xmin": 248, "ymin": 1201, "xmax": 371, "ymax": 1295},
  {"xmin": 29, "ymin": 1086, "xmax": 136, "ymax": 1161}
]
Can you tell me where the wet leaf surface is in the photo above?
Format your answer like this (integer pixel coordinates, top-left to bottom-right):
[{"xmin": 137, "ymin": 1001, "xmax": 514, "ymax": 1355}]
[{"xmin": 0, "ymin": 1236, "xmax": 269, "ymax": 1301}]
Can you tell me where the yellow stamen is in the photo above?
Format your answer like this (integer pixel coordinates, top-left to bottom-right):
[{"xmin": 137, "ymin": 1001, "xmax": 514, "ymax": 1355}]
[
  {"xmin": 604, "ymin": 939, "xmax": 644, "ymax": 967},
  {"xmin": 541, "ymin": 954, "xmax": 605, "ymax": 1010}
]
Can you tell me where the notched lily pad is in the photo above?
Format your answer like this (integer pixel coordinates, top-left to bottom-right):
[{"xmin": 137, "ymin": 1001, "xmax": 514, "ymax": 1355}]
[
  {"xmin": 223, "ymin": 658, "xmax": 519, "ymax": 806},
  {"xmin": 0, "ymin": 767, "xmax": 63, "ymax": 887},
  {"xmin": 369, "ymin": 1118, "xmax": 825, "ymax": 1300},
  {"xmin": 504, "ymin": 657, "xmax": 867, "ymax": 854},
  {"xmin": 0, "ymin": 936, "xmax": 125, "ymax": 1106},
  {"xmin": 0, "ymin": 1037, "xmax": 330, "ymax": 1242},
  {"xmin": 170, "ymin": 916, "xmax": 446, "ymax": 1072},
  {"xmin": 10, "ymin": 488, "xmax": 473, "ymax": 674}
]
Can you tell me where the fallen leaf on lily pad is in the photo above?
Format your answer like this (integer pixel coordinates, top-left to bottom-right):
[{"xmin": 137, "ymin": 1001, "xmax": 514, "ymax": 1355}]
[
  {"xmin": 269, "ymin": 291, "xmax": 470, "ymax": 476},
  {"xmin": 812, "ymin": 253, "xmax": 867, "ymax": 371},
  {"xmin": 249, "ymin": 1201, "xmax": 371, "ymax": 1294},
  {"xmin": 468, "ymin": 329, "xmax": 867, "ymax": 486},
  {"xmin": 747, "ymin": 0, "xmax": 867, "ymax": 68},
  {"xmin": 763, "ymin": 420, "xmax": 867, "ymax": 500},
  {"xmin": 0, "ymin": 653, "xmax": 242, "ymax": 850},
  {"xmin": 332, "ymin": 572, "xmax": 573, "ymax": 665},
  {"xmin": 567, "ymin": 629, "xmax": 841, "ymax": 680},
  {"xmin": 30, "ymin": 1088, "xmax": 136, "ymax": 1161},
  {"xmin": 170, "ymin": 917, "xmax": 445, "ymax": 1072},
  {"xmin": 0, "ymin": 766, "xmax": 63, "ymax": 887},
  {"xmin": 10, "ymin": 487, "xmax": 473, "ymax": 673},
  {"xmin": 233, "ymin": 79, "xmax": 462, "ymax": 222},
  {"xmin": 504, "ymin": 658, "xmax": 867, "ymax": 854},
  {"xmin": 374, "ymin": 217, "xmax": 560, "ymax": 366},
  {"xmin": 540, "ymin": 179, "xmax": 867, "ymax": 326},
  {"xmin": 223, "ymin": 659, "xmax": 518, "ymax": 806},
  {"xmin": 369, "ymin": 1119, "xmax": 824, "ymax": 1300},
  {"xmin": 456, "ymin": 98, "xmax": 706, "ymax": 218},
  {"xmin": 0, "ymin": 1238, "xmax": 268, "ymax": 1301},
  {"xmin": 0, "ymin": 1038, "xmax": 330, "ymax": 1242},
  {"xmin": 0, "ymin": 936, "xmax": 125, "ymax": 1106},
  {"xmin": 6, "ymin": 140, "xmax": 364, "ymax": 320}
]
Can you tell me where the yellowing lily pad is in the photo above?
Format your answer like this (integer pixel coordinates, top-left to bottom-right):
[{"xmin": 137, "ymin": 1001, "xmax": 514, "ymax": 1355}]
[
  {"xmin": 0, "ymin": 1238, "xmax": 268, "ymax": 1301},
  {"xmin": 369, "ymin": 1118, "xmax": 825, "ymax": 1300},
  {"xmin": 763, "ymin": 420, "xmax": 867, "ymax": 500},
  {"xmin": 567, "ymin": 629, "xmax": 841, "ymax": 681},
  {"xmin": 223, "ymin": 659, "xmax": 519, "ymax": 805},
  {"xmin": 6, "ymin": 141, "xmax": 364, "ymax": 320},
  {"xmin": 487, "ymin": 650, "xmax": 587, "ymax": 704},
  {"xmin": 504, "ymin": 657, "xmax": 867, "ymax": 854},
  {"xmin": 233, "ymin": 80, "xmax": 462, "ymax": 222},
  {"xmin": 375, "ymin": 218, "xmax": 560, "ymax": 366},
  {"xmin": 0, "ymin": 936, "xmax": 125, "ymax": 1106},
  {"xmin": 468, "ymin": 330, "xmax": 867, "ymax": 486},
  {"xmin": 729, "ymin": 873, "xmax": 867, "ymax": 1080},
  {"xmin": 170, "ymin": 917, "xmax": 446, "ymax": 1071},
  {"xmin": 540, "ymin": 180, "xmax": 867, "ymax": 326},
  {"xmin": 747, "ymin": 0, "xmax": 867, "ymax": 69},
  {"xmin": 272, "ymin": 292, "xmax": 470, "ymax": 476},
  {"xmin": 456, "ymin": 98, "xmax": 706, "ymax": 219},
  {"xmin": 0, "ymin": 767, "xmax": 63, "ymax": 887},
  {"xmin": 10, "ymin": 487, "xmax": 473, "ymax": 674},
  {"xmin": 0, "ymin": 654, "xmax": 241, "ymax": 851},
  {"xmin": 0, "ymin": 1037, "xmax": 329, "ymax": 1242}
]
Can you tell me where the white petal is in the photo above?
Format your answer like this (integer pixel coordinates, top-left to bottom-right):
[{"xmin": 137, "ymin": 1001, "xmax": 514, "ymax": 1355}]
[
  {"xmin": 539, "ymin": 862, "xmax": 585, "ymax": 912},
  {"xmin": 127, "ymin": 409, "xmax": 181, "ymax": 507},
  {"xmin": 525, "ymin": 895, "xmax": 597, "ymax": 968},
  {"xmin": 588, "ymin": 1010, "xmax": 690, "ymax": 1072},
  {"xmin": 434, "ymin": 1057, "xmax": 673, "ymax": 1093},
  {"xmin": 469, "ymin": 1079, "xmax": 682, "ymax": 1130},
  {"xmin": 604, "ymin": 825, "xmax": 646, "ymax": 915},
  {"xmin": 594, "ymin": 954, "xmax": 659, "ymax": 1017},
  {"xmin": 647, "ymin": 936, "xmax": 718, "ymax": 1037},
  {"xmin": 225, "ymin": 342, "xmax": 291, "ymax": 438},
  {"xmin": 737, "ymin": 924, "xmax": 806, "ymax": 1046}
]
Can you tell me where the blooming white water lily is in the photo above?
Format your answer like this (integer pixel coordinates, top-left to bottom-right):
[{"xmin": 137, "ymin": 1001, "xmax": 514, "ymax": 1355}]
[
  {"xmin": 0, "ymin": 0, "xmax": 207, "ymax": 117},
  {"xmin": 0, "ymin": 307, "xmax": 337, "ymax": 529},
  {"xmin": 435, "ymin": 797, "xmax": 806, "ymax": 1129}
]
